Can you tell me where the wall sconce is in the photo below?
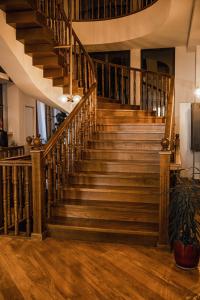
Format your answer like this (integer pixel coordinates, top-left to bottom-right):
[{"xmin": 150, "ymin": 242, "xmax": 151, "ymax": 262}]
[
  {"xmin": 59, "ymin": 94, "xmax": 82, "ymax": 103},
  {"xmin": 194, "ymin": 87, "xmax": 200, "ymax": 99}
]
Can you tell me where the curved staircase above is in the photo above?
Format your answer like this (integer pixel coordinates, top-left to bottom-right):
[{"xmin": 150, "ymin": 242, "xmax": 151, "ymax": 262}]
[{"xmin": 0, "ymin": 0, "xmax": 95, "ymax": 112}]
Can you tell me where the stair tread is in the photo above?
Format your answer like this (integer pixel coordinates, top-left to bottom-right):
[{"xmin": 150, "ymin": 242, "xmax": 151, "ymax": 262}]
[
  {"xmin": 95, "ymin": 131, "xmax": 164, "ymax": 134},
  {"xmin": 77, "ymin": 159, "xmax": 159, "ymax": 165},
  {"xmin": 48, "ymin": 217, "xmax": 158, "ymax": 236},
  {"xmin": 63, "ymin": 185, "xmax": 159, "ymax": 193},
  {"xmin": 70, "ymin": 172, "xmax": 160, "ymax": 177},
  {"xmin": 84, "ymin": 149, "xmax": 159, "ymax": 153}
]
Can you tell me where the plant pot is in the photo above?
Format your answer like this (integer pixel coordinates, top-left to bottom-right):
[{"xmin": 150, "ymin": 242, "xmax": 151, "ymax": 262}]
[{"xmin": 174, "ymin": 240, "xmax": 200, "ymax": 269}]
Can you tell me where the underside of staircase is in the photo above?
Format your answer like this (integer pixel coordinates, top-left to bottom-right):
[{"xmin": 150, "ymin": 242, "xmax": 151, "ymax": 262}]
[
  {"xmin": 0, "ymin": 0, "xmax": 82, "ymax": 95},
  {"xmin": 47, "ymin": 99, "xmax": 165, "ymax": 246}
]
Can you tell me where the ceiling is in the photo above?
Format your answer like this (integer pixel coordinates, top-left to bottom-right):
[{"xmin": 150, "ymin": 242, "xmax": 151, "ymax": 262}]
[{"xmin": 73, "ymin": 0, "xmax": 200, "ymax": 52}]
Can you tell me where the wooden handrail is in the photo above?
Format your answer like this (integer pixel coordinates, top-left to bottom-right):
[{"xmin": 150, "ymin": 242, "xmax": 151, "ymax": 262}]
[
  {"xmin": 0, "ymin": 146, "xmax": 24, "ymax": 159},
  {"xmin": 93, "ymin": 58, "xmax": 172, "ymax": 113},
  {"xmin": 43, "ymin": 83, "xmax": 96, "ymax": 157},
  {"xmin": 68, "ymin": 0, "xmax": 158, "ymax": 21},
  {"xmin": 161, "ymin": 77, "xmax": 175, "ymax": 150}
]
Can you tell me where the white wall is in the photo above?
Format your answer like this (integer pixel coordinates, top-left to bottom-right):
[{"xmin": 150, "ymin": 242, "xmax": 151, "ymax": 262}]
[
  {"xmin": 175, "ymin": 46, "xmax": 200, "ymax": 172},
  {"xmin": 7, "ymin": 84, "xmax": 36, "ymax": 146}
]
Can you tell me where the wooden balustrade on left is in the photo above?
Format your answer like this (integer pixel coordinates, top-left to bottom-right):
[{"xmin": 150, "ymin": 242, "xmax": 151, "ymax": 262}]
[{"xmin": 0, "ymin": 156, "xmax": 32, "ymax": 237}]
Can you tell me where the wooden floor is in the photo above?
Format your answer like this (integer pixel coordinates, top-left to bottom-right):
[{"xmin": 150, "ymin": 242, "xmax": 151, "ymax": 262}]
[{"xmin": 0, "ymin": 238, "xmax": 199, "ymax": 300}]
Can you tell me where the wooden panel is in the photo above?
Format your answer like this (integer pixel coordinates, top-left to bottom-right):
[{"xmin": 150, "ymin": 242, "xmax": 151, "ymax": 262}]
[{"xmin": 191, "ymin": 103, "xmax": 200, "ymax": 151}]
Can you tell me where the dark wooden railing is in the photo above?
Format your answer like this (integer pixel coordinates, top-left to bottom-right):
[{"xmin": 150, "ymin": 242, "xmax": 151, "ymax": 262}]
[
  {"xmin": 67, "ymin": 0, "xmax": 158, "ymax": 21},
  {"xmin": 93, "ymin": 59, "xmax": 171, "ymax": 116},
  {"xmin": 0, "ymin": 146, "xmax": 24, "ymax": 159},
  {"xmin": 0, "ymin": 156, "xmax": 32, "ymax": 236}
]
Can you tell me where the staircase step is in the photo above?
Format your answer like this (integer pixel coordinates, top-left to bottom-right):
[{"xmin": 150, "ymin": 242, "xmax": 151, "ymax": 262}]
[
  {"xmin": 52, "ymin": 202, "xmax": 159, "ymax": 222},
  {"xmin": 100, "ymin": 117, "xmax": 165, "ymax": 124},
  {"xmin": 94, "ymin": 131, "xmax": 163, "ymax": 141},
  {"xmin": 82, "ymin": 149, "xmax": 160, "ymax": 161},
  {"xmin": 25, "ymin": 43, "xmax": 57, "ymax": 57},
  {"xmin": 97, "ymin": 102, "xmax": 140, "ymax": 110},
  {"xmin": 63, "ymin": 86, "xmax": 84, "ymax": 96},
  {"xmin": 98, "ymin": 123, "xmax": 165, "ymax": 132},
  {"xmin": 75, "ymin": 160, "xmax": 160, "ymax": 173},
  {"xmin": 69, "ymin": 172, "xmax": 159, "ymax": 187},
  {"xmin": 49, "ymin": 217, "xmax": 159, "ymax": 232},
  {"xmin": 16, "ymin": 27, "xmax": 54, "ymax": 44},
  {"xmin": 47, "ymin": 217, "xmax": 158, "ymax": 245},
  {"xmin": 0, "ymin": 0, "xmax": 34, "ymax": 12},
  {"xmin": 33, "ymin": 55, "xmax": 63, "ymax": 68},
  {"xmin": 53, "ymin": 77, "xmax": 78, "ymax": 88},
  {"xmin": 97, "ymin": 109, "xmax": 153, "ymax": 118},
  {"xmin": 62, "ymin": 185, "xmax": 159, "ymax": 203},
  {"xmin": 6, "ymin": 10, "xmax": 45, "ymax": 29},
  {"xmin": 43, "ymin": 67, "xmax": 65, "ymax": 79},
  {"xmin": 88, "ymin": 140, "xmax": 162, "ymax": 151}
]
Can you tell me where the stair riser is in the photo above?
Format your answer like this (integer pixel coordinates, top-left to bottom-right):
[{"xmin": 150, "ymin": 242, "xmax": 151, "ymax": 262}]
[
  {"xmin": 69, "ymin": 175, "xmax": 159, "ymax": 187},
  {"xmin": 53, "ymin": 205, "xmax": 159, "ymax": 222},
  {"xmin": 0, "ymin": 0, "xmax": 33, "ymax": 12},
  {"xmin": 43, "ymin": 68, "xmax": 64, "ymax": 79},
  {"xmin": 6, "ymin": 11, "xmax": 45, "ymax": 28},
  {"xmin": 97, "ymin": 110, "xmax": 152, "ymax": 118},
  {"xmin": 99, "ymin": 118, "xmax": 164, "ymax": 124},
  {"xmin": 94, "ymin": 132, "xmax": 164, "ymax": 141},
  {"xmin": 97, "ymin": 103, "xmax": 139, "ymax": 109},
  {"xmin": 76, "ymin": 162, "xmax": 160, "ymax": 173},
  {"xmin": 88, "ymin": 141, "xmax": 161, "ymax": 151},
  {"xmin": 82, "ymin": 151, "xmax": 159, "ymax": 161},
  {"xmin": 47, "ymin": 227, "xmax": 158, "ymax": 246},
  {"xmin": 33, "ymin": 56, "xmax": 63, "ymax": 68},
  {"xmin": 97, "ymin": 124, "xmax": 165, "ymax": 132},
  {"xmin": 63, "ymin": 190, "xmax": 159, "ymax": 203},
  {"xmin": 16, "ymin": 27, "xmax": 54, "ymax": 44}
]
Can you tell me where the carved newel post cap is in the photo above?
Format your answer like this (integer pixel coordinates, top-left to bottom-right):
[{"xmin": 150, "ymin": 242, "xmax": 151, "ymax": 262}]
[
  {"xmin": 26, "ymin": 136, "xmax": 33, "ymax": 146},
  {"xmin": 33, "ymin": 136, "xmax": 42, "ymax": 149},
  {"xmin": 161, "ymin": 138, "xmax": 169, "ymax": 151}
]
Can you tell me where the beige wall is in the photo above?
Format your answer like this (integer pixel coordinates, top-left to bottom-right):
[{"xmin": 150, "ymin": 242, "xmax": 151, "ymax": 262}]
[{"xmin": 7, "ymin": 84, "xmax": 36, "ymax": 146}]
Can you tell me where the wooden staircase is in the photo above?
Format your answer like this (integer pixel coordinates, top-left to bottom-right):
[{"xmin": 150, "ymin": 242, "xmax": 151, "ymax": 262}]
[{"xmin": 47, "ymin": 99, "xmax": 165, "ymax": 246}]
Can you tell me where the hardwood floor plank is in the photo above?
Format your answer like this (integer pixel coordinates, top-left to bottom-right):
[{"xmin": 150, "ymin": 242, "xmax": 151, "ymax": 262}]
[{"xmin": 0, "ymin": 237, "xmax": 200, "ymax": 300}]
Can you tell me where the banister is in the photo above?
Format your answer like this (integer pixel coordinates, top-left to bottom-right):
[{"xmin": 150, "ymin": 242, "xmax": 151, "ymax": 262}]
[
  {"xmin": 69, "ymin": 0, "xmax": 159, "ymax": 22},
  {"xmin": 161, "ymin": 76, "xmax": 175, "ymax": 150},
  {"xmin": 43, "ymin": 83, "xmax": 97, "ymax": 158}
]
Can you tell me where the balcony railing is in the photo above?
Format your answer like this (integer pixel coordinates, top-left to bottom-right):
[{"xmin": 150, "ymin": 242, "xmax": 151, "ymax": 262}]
[{"xmin": 67, "ymin": 0, "xmax": 158, "ymax": 21}]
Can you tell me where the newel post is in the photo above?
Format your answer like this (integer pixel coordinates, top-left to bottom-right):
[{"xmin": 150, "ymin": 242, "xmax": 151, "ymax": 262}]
[
  {"xmin": 158, "ymin": 138, "xmax": 171, "ymax": 246},
  {"xmin": 30, "ymin": 138, "xmax": 46, "ymax": 240}
]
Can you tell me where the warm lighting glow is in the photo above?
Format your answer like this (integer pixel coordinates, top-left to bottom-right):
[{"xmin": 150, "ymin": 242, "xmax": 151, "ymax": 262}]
[
  {"xmin": 58, "ymin": 94, "xmax": 82, "ymax": 103},
  {"xmin": 194, "ymin": 87, "xmax": 200, "ymax": 99},
  {"xmin": 58, "ymin": 94, "xmax": 68, "ymax": 103},
  {"xmin": 72, "ymin": 95, "xmax": 81, "ymax": 102}
]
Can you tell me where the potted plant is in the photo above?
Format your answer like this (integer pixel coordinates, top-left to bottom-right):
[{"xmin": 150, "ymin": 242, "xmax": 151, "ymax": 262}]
[{"xmin": 169, "ymin": 168, "xmax": 200, "ymax": 269}]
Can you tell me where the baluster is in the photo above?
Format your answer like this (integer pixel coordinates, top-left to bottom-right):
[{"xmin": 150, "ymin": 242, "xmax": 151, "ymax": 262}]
[
  {"xmin": 133, "ymin": 69, "xmax": 136, "ymax": 105},
  {"xmin": 61, "ymin": 134, "xmax": 66, "ymax": 186},
  {"xmin": 3, "ymin": 166, "xmax": 8, "ymax": 235},
  {"xmin": 121, "ymin": 66, "xmax": 124, "ymax": 104},
  {"xmin": 13, "ymin": 166, "xmax": 19, "ymax": 236},
  {"xmin": 69, "ymin": 123, "xmax": 73, "ymax": 173},
  {"xmin": 52, "ymin": 148, "xmax": 57, "ymax": 203},
  {"xmin": 18, "ymin": 166, "xmax": 23, "ymax": 220},
  {"xmin": 25, "ymin": 166, "xmax": 30, "ymax": 236},
  {"xmin": 7, "ymin": 166, "xmax": 11, "ymax": 226},
  {"xmin": 57, "ymin": 140, "xmax": 61, "ymax": 202},
  {"xmin": 102, "ymin": 63, "xmax": 105, "ymax": 97},
  {"xmin": 47, "ymin": 153, "xmax": 53, "ymax": 218},
  {"xmin": 114, "ymin": 65, "xmax": 118, "ymax": 99}
]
